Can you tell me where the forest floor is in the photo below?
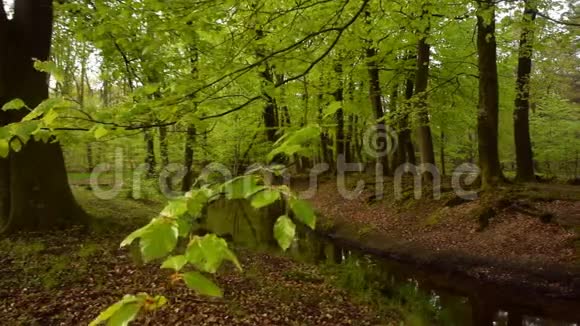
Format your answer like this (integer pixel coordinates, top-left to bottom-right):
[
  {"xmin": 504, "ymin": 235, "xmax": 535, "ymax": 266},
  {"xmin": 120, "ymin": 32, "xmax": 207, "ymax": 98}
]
[
  {"xmin": 305, "ymin": 175, "xmax": 580, "ymax": 296},
  {"xmin": 0, "ymin": 188, "xmax": 399, "ymax": 326}
]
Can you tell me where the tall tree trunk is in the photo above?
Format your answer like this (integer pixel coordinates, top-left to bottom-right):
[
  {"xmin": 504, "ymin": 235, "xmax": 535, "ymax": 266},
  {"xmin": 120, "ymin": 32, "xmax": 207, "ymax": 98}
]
[
  {"xmin": 159, "ymin": 125, "xmax": 169, "ymax": 167},
  {"xmin": 182, "ymin": 126, "xmax": 196, "ymax": 192},
  {"xmin": 333, "ymin": 62, "xmax": 346, "ymax": 166},
  {"xmin": 440, "ymin": 130, "xmax": 446, "ymax": 176},
  {"xmin": 476, "ymin": 0, "xmax": 503, "ymax": 188},
  {"xmin": 399, "ymin": 74, "xmax": 417, "ymax": 166},
  {"xmin": 367, "ymin": 47, "xmax": 390, "ymax": 175},
  {"xmin": 514, "ymin": 0, "xmax": 537, "ymax": 182},
  {"xmin": 0, "ymin": 0, "xmax": 87, "ymax": 233},
  {"xmin": 415, "ymin": 10, "xmax": 436, "ymax": 176},
  {"xmin": 144, "ymin": 130, "xmax": 156, "ymax": 178},
  {"xmin": 262, "ymin": 65, "xmax": 279, "ymax": 143},
  {"xmin": 78, "ymin": 52, "xmax": 94, "ymax": 173}
]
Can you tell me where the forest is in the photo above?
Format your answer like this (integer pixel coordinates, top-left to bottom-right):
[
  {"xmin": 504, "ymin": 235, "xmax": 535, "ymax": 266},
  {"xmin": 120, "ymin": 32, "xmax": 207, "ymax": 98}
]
[{"xmin": 0, "ymin": 0, "xmax": 579, "ymax": 325}]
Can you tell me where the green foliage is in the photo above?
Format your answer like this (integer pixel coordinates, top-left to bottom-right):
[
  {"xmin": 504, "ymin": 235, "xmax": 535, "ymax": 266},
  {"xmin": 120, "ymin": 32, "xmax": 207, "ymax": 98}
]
[
  {"xmin": 274, "ymin": 215, "xmax": 296, "ymax": 251},
  {"xmin": 250, "ymin": 189, "xmax": 281, "ymax": 209},
  {"xmin": 1, "ymin": 98, "xmax": 27, "ymax": 111},
  {"xmin": 182, "ymin": 271, "xmax": 222, "ymax": 297},
  {"xmin": 290, "ymin": 199, "xmax": 316, "ymax": 229},
  {"xmin": 95, "ymin": 170, "xmax": 316, "ymax": 324},
  {"xmin": 89, "ymin": 293, "xmax": 167, "ymax": 326}
]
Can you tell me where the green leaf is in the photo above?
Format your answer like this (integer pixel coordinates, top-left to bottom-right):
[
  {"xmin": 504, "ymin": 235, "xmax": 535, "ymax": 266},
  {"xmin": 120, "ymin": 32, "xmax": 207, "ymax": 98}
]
[
  {"xmin": 107, "ymin": 302, "xmax": 141, "ymax": 326},
  {"xmin": 143, "ymin": 295, "xmax": 167, "ymax": 311},
  {"xmin": 185, "ymin": 189, "xmax": 209, "ymax": 218},
  {"xmin": 250, "ymin": 189, "xmax": 280, "ymax": 209},
  {"xmin": 160, "ymin": 198, "xmax": 188, "ymax": 218},
  {"xmin": 33, "ymin": 130, "xmax": 51, "ymax": 143},
  {"xmin": 185, "ymin": 234, "xmax": 241, "ymax": 273},
  {"xmin": 222, "ymin": 175, "xmax": 262, "ymax": 200},
  {"xmin": 290, "ymin": 199, "xmax": 316, "ymax": 229},
  {"xmin": 89, "ymin": 301, "xmax": 125, "ymax": 326},
  {"xmin": 33, "ymin": 60, "xmax": 65, "ymax": 83},
  {"xmin": 182, "ymin": 271, "xmax": 223, "ymax": 297},
  {"xmin": 94, "ymin": 125, "xmax": 109, "ymax": 139},
  {"xmin": 0, "ymin": 139, "xmax": 8, "ymax": 158},
  {"xmin": 120, "ymin": 221, "xmax": 154, "ymax": 248},
  {"xmin": 43, "ymin": 109, "xmax": 59, "ymax": 125},
  {"xmin": 139, "ymin": 219, "xmax": 179, "ymax": 263},
  {"xmin": 23, "ymin": 98, "xmax": 73, "ymax": 121},
  {"xmin": 10, "ymin": 139, "xmax": 22, "ymax": 153},
  {"xmin": 89, "ymin": 295, "xmax": 139, "ymax": 326},
  {"xmin": 2, "ymin": 99, "xmax": 27, "ymax": 111},
  {"xmin": 273, "ymin": 215, "xmax": 295, "ymax": 251},
  {"xmin": 177, "ymin": 218, "xmax": 193, "ymax": 238},
  {"xmin": 12, "ymin": 121, "xmax": 40, "ymax": 144},
  {"xmin": 161, "ymin": 255, "xmax": 188, "ymax": 271},
  {"xmin": 142, "ymin": 83, "xmax": 160, "ymax": 95},
  {"xmin": 324, "ymin": 101, "xmax": 342, "ymax": 118}
]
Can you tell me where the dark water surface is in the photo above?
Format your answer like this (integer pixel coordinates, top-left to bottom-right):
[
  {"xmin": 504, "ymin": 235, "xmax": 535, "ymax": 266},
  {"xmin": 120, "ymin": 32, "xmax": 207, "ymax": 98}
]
[{"xmin": 204, "ymin": 199, "xmax": 580, "ymax": 326}]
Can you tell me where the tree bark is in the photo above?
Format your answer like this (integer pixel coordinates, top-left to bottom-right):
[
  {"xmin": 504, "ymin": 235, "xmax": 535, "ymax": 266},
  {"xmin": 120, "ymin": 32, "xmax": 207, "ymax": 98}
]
[
  {"xmin": 415, "ymin": 10, "xmax": 436, "ymax": 177},
  {"xmin": 182, "ymin": 126, "xmax": 196, "ymax": 192},
  {"xmin": 398, "ymin": 74, "xmax": 417, "ymax": 166},
  {"xmin": 333, "ymin": 62, "xmax": 346, "ymax": 167},
  {"xmin": 159, "ymin": 125, "xmax": 169, "ymax": 167},
  {"xmin": 440, "ymin": 130, "xmax": 446, "ymax": 176},
  {"xmin": 476, "ymin": 0, "xmax": 503, "ymax": 189},
  {"xmin": 144, "ymin": 130, "xmax": 156, "ymax": 178},
  {"xmin": 367, "ymin": 47, "xmax": 390, "ymax": 175},
  {"xmin": 0, "ymin": 0, "xmax": 87, "ymax": 233},
  {"xmin": 514, "ymin": 0, "xmax": 537, "ymax": 182}
]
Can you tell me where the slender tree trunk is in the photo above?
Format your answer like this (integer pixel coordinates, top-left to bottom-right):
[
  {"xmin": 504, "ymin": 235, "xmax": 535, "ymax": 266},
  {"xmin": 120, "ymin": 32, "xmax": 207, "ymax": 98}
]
[
  {"xmin": 299, "ymin": 77, "xmax": 311, "ymax": 171},
  {"xmin": 316, "ymin": 76, "xmax": 332, "ymax": 166},
  {"xmin": 78, "ymin": 52, "xmax": 94, "ymax": 173},
  {"xmin": 440, "ymin": 130, "xmax": 446, "ymax": 176},
  {"xmin": 182, "ymin": 126, "xmax": 196, "ymax": 192},
  {"xmin": 415, "ymin": 12, "xmax": 436, "ymax": 175},
  {"xmin": 262, "ymin": 65, "xmax": 279, "ymax": 143},
  {"xmin": 476, "ymin": 0, "xmax": 503, "ymax": 189},
  {"xmin": 144, "ymin": 130, "xmax": 156, "ymax": 178},
  {"xmin": 0, "ymin": 0, "xmax": 87, "ymax": 232},
  {"xmin": 514, "ymin": 0, "xmax": 537, "ymax": 182},
  {"xmin": 333, "ymin": 62, "xmax": 346, "ymax": 166},
  {"xmin": 255, "ymin": 27, "xmax": 279, "ymax": 145},
  {"xmin": 367, "ymin": 47, "xmax": 390, "ymax": 175},
  {"xmin": 397, "ymin": 74, "xmax": 417, "ymax": 166},
  {"xmin": 159, "ymin": 126, "xmax": 169, "ymax": 167},
  {"xmin": 87, "ymin": 143, "xmax": 94, "ymax": 172}
]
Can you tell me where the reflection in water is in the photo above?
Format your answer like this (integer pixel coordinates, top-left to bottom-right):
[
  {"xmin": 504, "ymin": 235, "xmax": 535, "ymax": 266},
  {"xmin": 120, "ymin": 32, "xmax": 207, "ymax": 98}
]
[{"xmin": 202, "ymin": 199, "xmax": 579, "ymax": 326}]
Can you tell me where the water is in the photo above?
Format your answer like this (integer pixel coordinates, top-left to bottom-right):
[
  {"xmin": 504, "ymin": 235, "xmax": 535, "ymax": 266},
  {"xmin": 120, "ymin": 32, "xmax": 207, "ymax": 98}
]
[{"xmin": 203, "ymin": 199, "xmax": 580, "ymax": 325}]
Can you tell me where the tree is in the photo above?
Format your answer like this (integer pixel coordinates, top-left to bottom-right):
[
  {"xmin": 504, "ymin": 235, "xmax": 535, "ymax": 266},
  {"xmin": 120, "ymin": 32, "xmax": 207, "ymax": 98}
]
[
  {"xmin": 514, "ymin": 0, "xmax": 538, "ymax": 182},
  {"xmin": 476, "ymin": 0, "xmax": 503, "ymax": 188},
  {"xmin": 414, "ymin": 5, "xmax": 436, "ymax": 177},
  {"xmin": 0, "ymin": 0, "xmax": 87, "ymax": 232}
]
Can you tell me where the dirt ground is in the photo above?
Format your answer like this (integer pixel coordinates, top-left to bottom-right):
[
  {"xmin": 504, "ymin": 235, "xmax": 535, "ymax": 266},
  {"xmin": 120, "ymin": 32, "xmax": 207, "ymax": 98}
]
[{"xmin": 0, "ymin": 189, "xmax": 396, "ymax": 326}]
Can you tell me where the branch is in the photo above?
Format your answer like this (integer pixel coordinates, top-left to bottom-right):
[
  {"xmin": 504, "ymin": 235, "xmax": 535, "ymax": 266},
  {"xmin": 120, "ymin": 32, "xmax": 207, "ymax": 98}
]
[
  {"xmin": 537, "ymin": 12, "xmax": 580, "ymax": 27},
  {"xmin": 199, "ymin": 95, "xmax": 263, "ymax": 120},
  {"xmin": 174, "ymin": 0, "xmax": 370, "ymax": 105},
  {"xmin": 196, "ymin": 0, "xmax": 369, "ymax": 121},
  {"xmin": 58, "ymin": 116, "xmax": 177, "ymax": 131}
]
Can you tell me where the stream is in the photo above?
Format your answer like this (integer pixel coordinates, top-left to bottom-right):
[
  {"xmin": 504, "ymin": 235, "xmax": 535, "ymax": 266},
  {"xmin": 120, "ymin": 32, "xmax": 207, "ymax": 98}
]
[{"xmin": 202, "ymin": 199, "xmax": 580, "ymax": 326}]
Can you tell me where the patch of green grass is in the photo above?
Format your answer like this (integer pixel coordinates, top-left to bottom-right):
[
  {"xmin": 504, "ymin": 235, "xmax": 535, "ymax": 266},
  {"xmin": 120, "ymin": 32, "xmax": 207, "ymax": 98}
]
[{"xmin": 320, "ymin": 256, "xmax": 442, "ymax": 324}]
